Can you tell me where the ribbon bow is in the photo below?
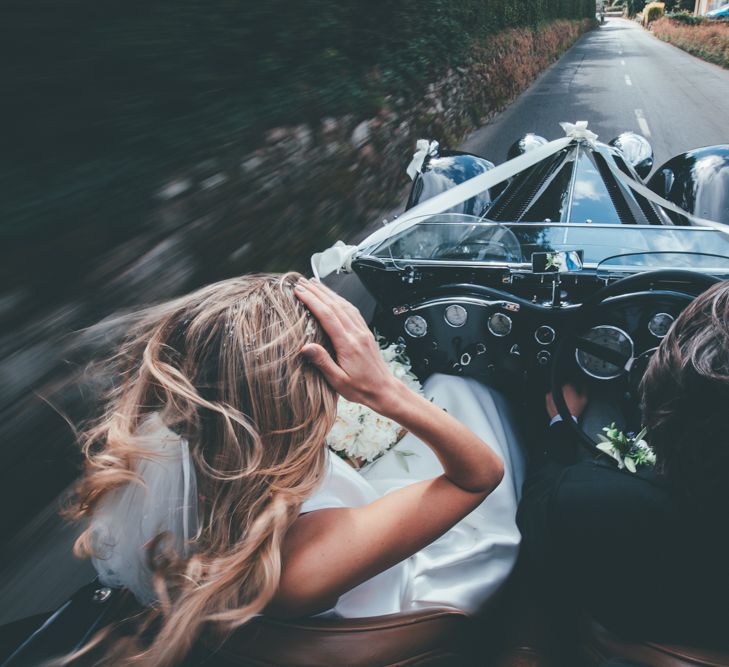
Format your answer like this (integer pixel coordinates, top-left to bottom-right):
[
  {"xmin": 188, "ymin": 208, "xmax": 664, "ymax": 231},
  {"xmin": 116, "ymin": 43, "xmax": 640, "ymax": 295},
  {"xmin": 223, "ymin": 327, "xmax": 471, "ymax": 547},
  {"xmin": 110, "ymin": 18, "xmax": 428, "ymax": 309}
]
[
  {"xmin": 311, "ymin": 240, "xmax": 358, "ymax": 280},
  {"xmin": 406, "ymin": 139, "xmax": 439, "ymax": 180},
  {"xmin": 560, "ymin": 120, "xmax": 598, "ymax": 147}
]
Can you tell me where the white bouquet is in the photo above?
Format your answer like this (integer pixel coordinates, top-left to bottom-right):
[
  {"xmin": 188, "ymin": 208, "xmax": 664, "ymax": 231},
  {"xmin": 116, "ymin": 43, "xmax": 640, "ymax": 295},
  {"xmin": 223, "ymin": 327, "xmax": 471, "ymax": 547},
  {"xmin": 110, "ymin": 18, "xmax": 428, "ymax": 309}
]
[{"xmin": 327, "ymin": 336, "xmax": 423, "ymax": 470}]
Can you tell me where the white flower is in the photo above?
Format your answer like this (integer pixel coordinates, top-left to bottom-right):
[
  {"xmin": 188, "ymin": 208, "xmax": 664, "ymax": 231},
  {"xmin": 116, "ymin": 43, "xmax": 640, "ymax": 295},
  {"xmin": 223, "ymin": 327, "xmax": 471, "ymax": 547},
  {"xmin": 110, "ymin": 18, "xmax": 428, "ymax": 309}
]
[
  {"xmin": 596, "ymin": 441, "xmax": 624, "ymax": 468},
  {"xmin": 326, "ymin": 342, "xmax": 423, "ymax": 465},
  {"xmin": 379, "ymin": 346, "xmax": 399, "ymax": 363}
]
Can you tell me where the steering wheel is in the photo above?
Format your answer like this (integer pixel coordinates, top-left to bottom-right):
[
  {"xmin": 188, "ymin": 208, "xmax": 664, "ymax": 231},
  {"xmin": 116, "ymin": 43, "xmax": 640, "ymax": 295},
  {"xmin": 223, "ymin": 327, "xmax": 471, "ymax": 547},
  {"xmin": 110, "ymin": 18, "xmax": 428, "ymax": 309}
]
[{"xmin": 550, "ymin": 270, "xmax": 720, "ymax": 454}]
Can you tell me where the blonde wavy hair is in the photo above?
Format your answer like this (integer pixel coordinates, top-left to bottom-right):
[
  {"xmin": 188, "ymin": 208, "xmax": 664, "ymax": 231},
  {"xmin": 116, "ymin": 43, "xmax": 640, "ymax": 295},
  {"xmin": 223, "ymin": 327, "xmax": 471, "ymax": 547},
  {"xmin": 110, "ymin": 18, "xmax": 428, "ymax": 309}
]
[{"xmin": 67, "ymin": 272, "xmax": 337, "ymax": 665}]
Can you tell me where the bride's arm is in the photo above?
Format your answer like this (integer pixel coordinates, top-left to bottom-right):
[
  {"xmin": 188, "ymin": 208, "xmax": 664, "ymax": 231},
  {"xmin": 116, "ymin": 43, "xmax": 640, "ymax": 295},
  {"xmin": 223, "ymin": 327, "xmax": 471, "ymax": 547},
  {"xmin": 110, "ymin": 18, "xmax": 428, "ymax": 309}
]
[{"xmin": 268, "ymin": 278, "xmax": 504, "ymax": 617}]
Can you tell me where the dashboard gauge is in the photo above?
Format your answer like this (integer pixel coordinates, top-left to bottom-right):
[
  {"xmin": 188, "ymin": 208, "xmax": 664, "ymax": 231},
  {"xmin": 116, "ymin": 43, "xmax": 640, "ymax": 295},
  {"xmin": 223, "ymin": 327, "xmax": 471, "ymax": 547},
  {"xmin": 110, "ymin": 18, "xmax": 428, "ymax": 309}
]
[
  {"xmin": 535, "ymin": 325, "xmax": 556, "ymax": 346},
  {"xmin": 648, "ymin": 312, "xmax": 674, "ymax": 339},
  {"xmin": 488, "ymin": 312, "xmax": 512, "ymax": 337},
  {"xmin": 444, "ymin": 304, "xmax": 468, "ymax": 328},
  {"xmin": 404, "ymin": 315, "xmax": 428, "ymax": 338},
  {"xmin": 576, "ymin": 325, "xmax": 634, "ymax": 380}
]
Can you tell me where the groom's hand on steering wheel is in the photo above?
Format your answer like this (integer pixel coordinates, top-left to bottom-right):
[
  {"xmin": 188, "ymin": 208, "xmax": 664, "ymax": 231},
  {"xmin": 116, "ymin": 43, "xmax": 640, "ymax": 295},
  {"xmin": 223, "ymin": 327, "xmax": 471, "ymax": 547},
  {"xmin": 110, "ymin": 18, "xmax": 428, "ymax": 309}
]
[{"xmin": 546, "ymin": 384, "xmax": 588, "ymax": 422}]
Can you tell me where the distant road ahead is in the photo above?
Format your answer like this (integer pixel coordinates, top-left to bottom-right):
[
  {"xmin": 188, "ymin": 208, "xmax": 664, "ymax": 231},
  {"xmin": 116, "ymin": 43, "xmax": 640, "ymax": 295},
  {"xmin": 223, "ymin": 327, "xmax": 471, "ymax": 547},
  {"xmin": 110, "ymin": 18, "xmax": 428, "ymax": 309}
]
[{"xmin": 463, "ymin": 18, "xmax": 729, "ymax": 167}]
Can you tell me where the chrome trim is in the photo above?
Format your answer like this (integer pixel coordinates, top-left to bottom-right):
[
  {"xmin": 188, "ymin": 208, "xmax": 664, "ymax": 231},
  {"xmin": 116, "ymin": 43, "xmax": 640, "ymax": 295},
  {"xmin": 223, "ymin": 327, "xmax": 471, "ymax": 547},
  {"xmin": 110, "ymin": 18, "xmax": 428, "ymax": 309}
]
[
  {"xmin": 575, "ymin": 325, "xmax": 634, "ymax": 380},
  {"xmin": 563, "ymin": 144, "xmax": 580, "ymax": 223},
  {"xmin": 410, "ymin": 296, "xmax": 520, "ymax": 312},
  {"xmin": 598, "ymin": 265, "xmax": 729, "ymax": 276}
]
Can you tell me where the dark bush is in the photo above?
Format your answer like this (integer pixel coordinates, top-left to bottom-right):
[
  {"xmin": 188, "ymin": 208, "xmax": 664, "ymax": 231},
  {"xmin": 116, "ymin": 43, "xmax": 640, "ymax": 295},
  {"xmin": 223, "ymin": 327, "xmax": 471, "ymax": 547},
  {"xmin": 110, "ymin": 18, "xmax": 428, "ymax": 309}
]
[
  {"xmin": 668, "ymin": 10, "xmax": 707, "ymax": 24},
  {"xmin": 628, "ymin": 0, "xmax": 647, "ymax": 15}
]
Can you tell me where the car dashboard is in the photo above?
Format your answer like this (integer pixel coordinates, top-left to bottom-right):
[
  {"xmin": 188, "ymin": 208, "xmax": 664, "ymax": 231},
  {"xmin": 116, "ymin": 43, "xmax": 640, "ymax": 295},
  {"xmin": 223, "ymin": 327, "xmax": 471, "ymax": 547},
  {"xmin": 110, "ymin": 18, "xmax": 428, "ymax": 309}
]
[{"xmin": 355, "ymin": 261, "xmax": 701, "ymax": 397}]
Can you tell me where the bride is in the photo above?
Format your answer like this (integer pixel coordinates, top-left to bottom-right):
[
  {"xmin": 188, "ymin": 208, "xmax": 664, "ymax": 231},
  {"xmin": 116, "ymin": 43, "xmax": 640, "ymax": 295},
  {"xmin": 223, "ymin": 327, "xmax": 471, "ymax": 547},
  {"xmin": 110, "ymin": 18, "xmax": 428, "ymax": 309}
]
[{"xmin": 69, "ymin": 273, "xmax": 524, "ymax": 665}]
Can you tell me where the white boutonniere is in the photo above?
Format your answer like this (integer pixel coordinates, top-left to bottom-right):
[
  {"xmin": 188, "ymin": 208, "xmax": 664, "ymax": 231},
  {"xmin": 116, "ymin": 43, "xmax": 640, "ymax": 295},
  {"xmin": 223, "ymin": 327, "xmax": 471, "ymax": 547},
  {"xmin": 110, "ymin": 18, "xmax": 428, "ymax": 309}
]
[
  {"xmin": 596, "ymin": 423, "xmax": 656, "ymax": 473},
  {"xmin": 327, "ymin": 334, "xmax": 422, "ymax": 472}
]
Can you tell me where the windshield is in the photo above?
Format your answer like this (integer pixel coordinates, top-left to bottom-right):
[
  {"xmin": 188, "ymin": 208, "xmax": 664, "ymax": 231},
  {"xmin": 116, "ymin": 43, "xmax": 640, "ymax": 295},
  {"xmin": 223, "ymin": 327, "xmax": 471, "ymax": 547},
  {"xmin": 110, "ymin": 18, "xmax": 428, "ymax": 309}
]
[
  {"xmin": 368, "ymin": 215, "xmax": 729, "ymax": 269},
  {"xmin": 596, "ymin": 252, "xmax": 729, "ymax": 277}
]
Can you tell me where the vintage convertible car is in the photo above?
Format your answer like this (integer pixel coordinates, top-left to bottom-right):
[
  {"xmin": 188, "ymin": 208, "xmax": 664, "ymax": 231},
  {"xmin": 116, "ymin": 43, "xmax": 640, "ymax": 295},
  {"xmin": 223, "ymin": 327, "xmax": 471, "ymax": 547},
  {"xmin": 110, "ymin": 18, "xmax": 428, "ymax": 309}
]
[{"xmin": 4, "ymin": 126, "xmax": 729, "ymax": 667}]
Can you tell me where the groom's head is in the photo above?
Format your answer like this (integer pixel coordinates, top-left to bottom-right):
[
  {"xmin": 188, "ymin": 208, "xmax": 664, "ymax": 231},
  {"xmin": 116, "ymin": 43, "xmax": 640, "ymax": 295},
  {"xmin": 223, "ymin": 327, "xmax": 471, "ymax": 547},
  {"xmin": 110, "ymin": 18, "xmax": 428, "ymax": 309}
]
[{"xmin": 641, "ymin": 280, "xmax": 729, "ymax": 503}]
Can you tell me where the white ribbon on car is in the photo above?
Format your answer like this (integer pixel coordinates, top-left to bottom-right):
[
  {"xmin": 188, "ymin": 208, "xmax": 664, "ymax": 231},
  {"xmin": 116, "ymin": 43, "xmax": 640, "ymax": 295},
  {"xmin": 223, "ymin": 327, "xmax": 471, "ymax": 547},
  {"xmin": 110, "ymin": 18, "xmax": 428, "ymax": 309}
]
[
  {"xmin": 310, "ymin": 121, "xmax": 728, "ymax": 280},
  {"xmin": 592, "ymin": 143, "xmax": 729, "ymax": 233},
  {"xmin": 406, "ymin": 139, "xmax": 439, "ymax": 180}
]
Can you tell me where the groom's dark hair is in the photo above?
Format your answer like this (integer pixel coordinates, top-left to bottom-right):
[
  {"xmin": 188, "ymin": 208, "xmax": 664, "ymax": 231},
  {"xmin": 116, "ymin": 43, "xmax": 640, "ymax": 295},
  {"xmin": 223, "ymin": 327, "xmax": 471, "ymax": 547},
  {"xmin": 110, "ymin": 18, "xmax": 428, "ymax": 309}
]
[{"xmin": 641, "ymin": 280, "xmax": 729, "ymax": 505}]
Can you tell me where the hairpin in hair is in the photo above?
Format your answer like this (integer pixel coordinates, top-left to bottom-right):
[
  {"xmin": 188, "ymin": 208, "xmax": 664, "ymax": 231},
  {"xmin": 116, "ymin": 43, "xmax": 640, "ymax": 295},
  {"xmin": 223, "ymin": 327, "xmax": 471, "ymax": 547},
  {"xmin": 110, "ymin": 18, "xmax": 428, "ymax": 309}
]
[
  {"xmin": 305, "ymin": 318, "xmax": 316, "ymax": 339},
  {"xmin": 244, "ymin": 333, "xmax": 257, "ymax": 352},
  {"xmin": 222, "ymin": 303, "xmax": 241, "ymax": 348}
]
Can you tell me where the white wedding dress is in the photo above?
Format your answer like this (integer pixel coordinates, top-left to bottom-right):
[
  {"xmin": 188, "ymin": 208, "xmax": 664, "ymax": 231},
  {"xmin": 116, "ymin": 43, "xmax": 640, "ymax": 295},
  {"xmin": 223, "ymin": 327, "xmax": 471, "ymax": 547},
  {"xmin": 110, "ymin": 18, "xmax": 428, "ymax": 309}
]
[{"xmin": 300, "ymin": 373, "xmax": 526, "ymax": 618}]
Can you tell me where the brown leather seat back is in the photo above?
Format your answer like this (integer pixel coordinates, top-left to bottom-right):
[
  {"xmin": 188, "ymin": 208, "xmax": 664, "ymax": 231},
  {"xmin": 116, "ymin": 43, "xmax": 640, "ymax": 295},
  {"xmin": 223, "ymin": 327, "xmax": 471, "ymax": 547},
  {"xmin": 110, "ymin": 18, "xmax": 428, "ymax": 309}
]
[
  {"xmin": 201, "ymin": 608, "xmax": 476, "ymax": 667},
  {"xmin": 579, "ymin": 616, "xmax": 729, "ymax": 667}
]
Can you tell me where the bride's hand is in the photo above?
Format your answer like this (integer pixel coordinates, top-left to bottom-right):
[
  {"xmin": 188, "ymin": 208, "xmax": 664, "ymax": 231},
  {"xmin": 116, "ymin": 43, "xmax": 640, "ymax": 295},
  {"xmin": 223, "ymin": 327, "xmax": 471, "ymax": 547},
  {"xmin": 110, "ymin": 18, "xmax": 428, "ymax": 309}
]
[{"xmin": 295, "ymin": 278, "xmax": 402, "ymax": 414}]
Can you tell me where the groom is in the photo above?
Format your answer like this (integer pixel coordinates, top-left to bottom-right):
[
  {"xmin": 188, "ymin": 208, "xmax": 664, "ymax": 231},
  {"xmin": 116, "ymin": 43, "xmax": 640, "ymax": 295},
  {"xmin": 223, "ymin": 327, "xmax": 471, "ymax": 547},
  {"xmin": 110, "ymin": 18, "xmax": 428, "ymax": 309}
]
[{"xmin": 517, "ymin": 280, "xmax": 729, "ymax": 649}]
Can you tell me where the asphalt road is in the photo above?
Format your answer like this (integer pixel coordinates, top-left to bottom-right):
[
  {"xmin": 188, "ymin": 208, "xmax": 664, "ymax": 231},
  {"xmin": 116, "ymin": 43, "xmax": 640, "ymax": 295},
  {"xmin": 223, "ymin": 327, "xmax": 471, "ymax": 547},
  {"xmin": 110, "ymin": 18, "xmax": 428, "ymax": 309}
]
[
  {"xmin": 2, "ymin": 17, "xmax": 728, "ymax": 628},
  {"xmin": 462, "ymin": 18, "xmax": 729, "ymax": 167}
]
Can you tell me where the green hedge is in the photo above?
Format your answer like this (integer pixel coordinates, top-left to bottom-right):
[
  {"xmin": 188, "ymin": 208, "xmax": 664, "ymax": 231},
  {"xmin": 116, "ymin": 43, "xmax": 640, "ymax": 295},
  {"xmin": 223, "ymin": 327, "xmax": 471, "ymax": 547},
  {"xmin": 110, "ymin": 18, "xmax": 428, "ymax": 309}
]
[
  {"xmin": 1, "ymin": 0, "xmax": 595, "ymax": 240},
  {"xmin": 667, "ymin": 9, "xmax": 729, "ymax": 24}
]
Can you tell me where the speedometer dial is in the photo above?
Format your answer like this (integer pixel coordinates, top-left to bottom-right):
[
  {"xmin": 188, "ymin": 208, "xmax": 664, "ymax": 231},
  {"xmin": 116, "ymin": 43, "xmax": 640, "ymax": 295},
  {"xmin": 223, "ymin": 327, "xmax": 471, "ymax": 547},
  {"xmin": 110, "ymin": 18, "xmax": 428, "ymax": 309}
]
[{"xmin": 576, "ymin": 325, "xmax": 634, "ymax": 380}]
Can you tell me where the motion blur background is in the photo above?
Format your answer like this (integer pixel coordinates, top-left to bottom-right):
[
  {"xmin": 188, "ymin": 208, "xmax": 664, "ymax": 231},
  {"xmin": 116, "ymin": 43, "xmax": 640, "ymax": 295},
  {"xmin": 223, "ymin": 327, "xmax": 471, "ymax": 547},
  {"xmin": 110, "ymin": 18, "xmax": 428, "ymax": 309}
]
[{"xmin": 0, "ymin": 0, "xmax": 596, "ymax": 543}]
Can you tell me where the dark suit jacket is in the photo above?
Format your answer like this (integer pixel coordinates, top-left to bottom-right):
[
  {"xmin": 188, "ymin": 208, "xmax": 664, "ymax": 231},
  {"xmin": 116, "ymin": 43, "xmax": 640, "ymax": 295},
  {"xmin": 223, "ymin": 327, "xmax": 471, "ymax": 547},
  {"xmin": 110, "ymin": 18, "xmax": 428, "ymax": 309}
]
[{"xmin": 517, "ymin": 420, "xmax": 729, "ymax": 648}]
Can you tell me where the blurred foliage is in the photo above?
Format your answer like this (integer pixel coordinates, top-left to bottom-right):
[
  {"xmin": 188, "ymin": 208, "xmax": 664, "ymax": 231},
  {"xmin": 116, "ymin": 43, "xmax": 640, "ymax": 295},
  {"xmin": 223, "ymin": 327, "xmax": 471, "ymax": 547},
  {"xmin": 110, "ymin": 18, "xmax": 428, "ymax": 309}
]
[
  {"xmin": 0, "ymin": 0, "xmax": 595, "ymax": 242},
  {"xmin": 628, "ymin": 0, "xmax": 648, "ymax": 15},
  {"xmin": 667, "ymin": 8, "xmax": 728, "ymax": 22},
  {"xmin": 653, "ymin": 15, "xmax": 729, "ymax": 66},
  {"xmin": 643, "ymin": 2, "xmax": 666, "ymax": 23},
  {"xmin": 660, "ymin": 0, "xmax": 694, "ymax": 11}
]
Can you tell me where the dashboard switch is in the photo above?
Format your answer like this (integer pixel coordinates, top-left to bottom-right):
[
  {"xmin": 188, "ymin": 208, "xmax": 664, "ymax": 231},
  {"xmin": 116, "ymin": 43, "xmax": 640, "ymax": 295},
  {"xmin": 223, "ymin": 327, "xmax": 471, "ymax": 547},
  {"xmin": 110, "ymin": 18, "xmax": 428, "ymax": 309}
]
[{"xmin": 536, "ymin": 350, "xmax": 551, "ymax": 366}]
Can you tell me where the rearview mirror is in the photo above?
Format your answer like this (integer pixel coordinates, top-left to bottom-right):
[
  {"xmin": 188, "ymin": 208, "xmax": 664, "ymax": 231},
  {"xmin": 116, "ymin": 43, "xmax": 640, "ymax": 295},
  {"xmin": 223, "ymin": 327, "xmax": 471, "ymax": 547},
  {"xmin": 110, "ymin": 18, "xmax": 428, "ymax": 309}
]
[{"xmin": 532, "ymin": 250, "xmax": 584, "ymax": 274}]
